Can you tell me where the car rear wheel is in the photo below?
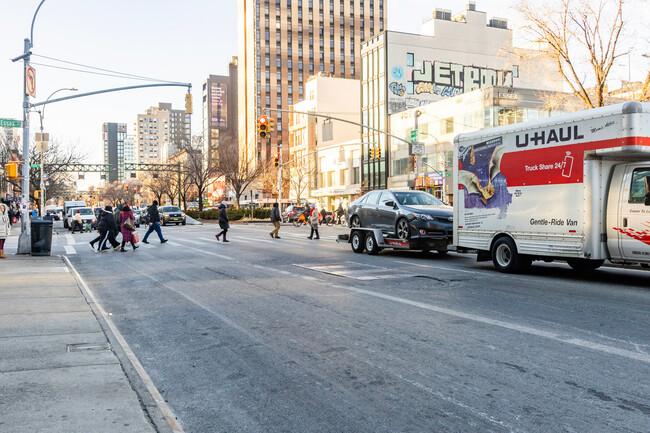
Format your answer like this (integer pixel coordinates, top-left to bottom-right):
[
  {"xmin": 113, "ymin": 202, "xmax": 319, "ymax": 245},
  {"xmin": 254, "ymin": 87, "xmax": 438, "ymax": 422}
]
[
  {"xmin": 350, "ymin": 231, "xmax": 365, "ymax": 253},
  {"xmin": 396, "ymin": 218, "xmax": 410, "ymax": 240},
  {"xmin": 350, "ymin": 216, "xmax": 361, "ymax": 228},
  {"xmin": 365, "ymin": 233, "xmax": 380, "ymax": 255}
]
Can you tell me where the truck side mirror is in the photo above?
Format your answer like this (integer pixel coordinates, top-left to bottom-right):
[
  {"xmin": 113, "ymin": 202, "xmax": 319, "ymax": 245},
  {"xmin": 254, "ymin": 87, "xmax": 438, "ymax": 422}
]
[{"xmin": 645, "ymin": 176, "xmax": 650, "ymax": 206}]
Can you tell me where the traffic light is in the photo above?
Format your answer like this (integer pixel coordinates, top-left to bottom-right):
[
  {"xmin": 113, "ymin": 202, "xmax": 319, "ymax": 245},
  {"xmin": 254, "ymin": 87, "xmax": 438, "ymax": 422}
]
[
  {"xmin": 133, "ymin": 187, "xmax": 137, "ymax": 193},
  {"xmin": 268, "ymin": 117, "xmax": 275, "ymax": 133},
  {"xmin": 185, "ymin": 93, "xmax": 193, "ymax": 114},
  {"xmin": 4, "ymin": 162, "xmax": 18, "ymax": 179},
  {"xmin": 257, "ymin": 116, "xmax": 269, "ymax": 139},
  {"xmin": 124, "ymin": 184, "xmax": 129, "ymax": 191},
  {"xmin": 34, "ymin": 190, "xmax": 40, "ymax": 200},
  {"xmin": 273, "ymin": 153, "xmax": 280, "ymax": 167},
  {"xmin": 376, "ymin": 147, "xmax": 381, "ymax": 159},
  {"xmin": 368, "ymin": 148, "xmax": 374, "ymax": 159}
]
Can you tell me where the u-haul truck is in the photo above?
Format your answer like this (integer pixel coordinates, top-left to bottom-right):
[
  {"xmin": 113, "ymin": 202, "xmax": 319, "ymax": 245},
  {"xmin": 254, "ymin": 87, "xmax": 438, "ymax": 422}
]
[{"xmin": 453, "ymin": 101, "xmax": 650, "ymax": 273}]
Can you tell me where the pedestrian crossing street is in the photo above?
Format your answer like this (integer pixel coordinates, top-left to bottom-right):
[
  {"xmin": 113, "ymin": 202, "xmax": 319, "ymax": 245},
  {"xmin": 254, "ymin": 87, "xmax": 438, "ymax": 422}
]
[{"xmin": 3, "ymin": 224, "xmax": 344, "ymax": 256}]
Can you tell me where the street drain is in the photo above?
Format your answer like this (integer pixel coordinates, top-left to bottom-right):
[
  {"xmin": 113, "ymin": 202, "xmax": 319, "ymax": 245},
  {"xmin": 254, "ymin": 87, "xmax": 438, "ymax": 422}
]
[{"xmin": 67, "ymin": 343, "xmax": 111, "ymax": 352}]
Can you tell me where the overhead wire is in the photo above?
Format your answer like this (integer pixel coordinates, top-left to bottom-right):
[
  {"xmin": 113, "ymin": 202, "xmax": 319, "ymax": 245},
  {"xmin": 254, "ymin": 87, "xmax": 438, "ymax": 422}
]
[
  {"xmin": 31, "ymin": 53, "xmax": 186, "ymax": 85},
  {"xmin": 29, "ymin": 62, "xmax": 180, "ymax": 82}
]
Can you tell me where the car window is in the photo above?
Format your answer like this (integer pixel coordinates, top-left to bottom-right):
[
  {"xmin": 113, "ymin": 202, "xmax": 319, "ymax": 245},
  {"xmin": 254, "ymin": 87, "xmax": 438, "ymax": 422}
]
[
  {"xmin": 379, "ymin": 192, "xmax": 395, "ymax": 207},
  {"xmin": 163, "ymin": 206, "xmax": 181, "ymax": 212},
  {"xmin": 629, "ymin": 168, "xmax": 650, "ymax": 203},
  {"xmin": 365, "ymin": 191, "xmax": 382, "ymax": 205},
  {"xmin": 77, "ymin": 208, "xmax": 93, "ymax": 215},
  {"xmin": 394, "ymin": 192, "xmax": 444, "ymax": 206}
]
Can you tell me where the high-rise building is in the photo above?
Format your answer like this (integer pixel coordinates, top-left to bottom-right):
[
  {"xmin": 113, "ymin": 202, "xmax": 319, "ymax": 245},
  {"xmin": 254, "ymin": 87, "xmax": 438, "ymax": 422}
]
[
  {"xmin": 136, "ymin": 103, "xmax": 191, "ymax": 164},
  {"xmin": 202, "ymin": 57, "xmax": 239, "ymax": 168},
  {"xmin": 102, "ymin": 123, "xmax": 127, "ymax": 182},
  {"xmin": 237, "ymin": 0, "xmax": 385, "ymax": 169}
]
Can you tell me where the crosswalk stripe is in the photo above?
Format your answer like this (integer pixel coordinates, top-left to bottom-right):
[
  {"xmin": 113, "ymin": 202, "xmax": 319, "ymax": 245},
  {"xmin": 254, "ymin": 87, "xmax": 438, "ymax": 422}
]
[{"xmin": 64, "ymin": 245, "xmax": 77, "ymax": 255}]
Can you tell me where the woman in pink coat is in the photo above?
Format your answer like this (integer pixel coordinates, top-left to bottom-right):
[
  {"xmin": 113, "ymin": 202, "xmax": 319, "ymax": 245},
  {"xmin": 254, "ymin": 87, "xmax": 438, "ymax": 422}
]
[{"xmin": 119, "ymin": 204, "xmax": 139, "ymax": 252}]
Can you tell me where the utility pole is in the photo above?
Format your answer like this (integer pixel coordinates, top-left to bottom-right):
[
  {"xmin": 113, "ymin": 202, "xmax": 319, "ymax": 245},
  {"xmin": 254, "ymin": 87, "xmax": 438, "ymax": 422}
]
[
  {"xmin": 414, "ymin": 110, "xmax": 422, "ymax": 188},
  {"xmin": 18, "ymin": 37, "xmax": 32, "ymax": 254},
  {"xmin": 277, "ymin": 143, "xmax": 283, "ymax": 208}
]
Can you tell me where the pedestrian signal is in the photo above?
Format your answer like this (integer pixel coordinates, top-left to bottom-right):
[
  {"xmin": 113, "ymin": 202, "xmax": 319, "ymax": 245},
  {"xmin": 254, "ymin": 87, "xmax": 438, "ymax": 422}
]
[
  {"xmin": 273, "ymin": 153, "xmax": 279, "ymax": 167},
  {"xmin": 257, "ymin": 116, "xmax": 269, "ymax": 139},
  {"xmin": 34, "ymin": 190, "xmax": 40, "ymax": 200}
]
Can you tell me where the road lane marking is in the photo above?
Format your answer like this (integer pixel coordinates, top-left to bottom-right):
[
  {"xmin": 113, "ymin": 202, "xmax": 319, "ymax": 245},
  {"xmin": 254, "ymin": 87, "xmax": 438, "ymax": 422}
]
[
  {"xmin": 174, "ymin": 238, "xmax": 208, "ymax": 245},
  {"xmin": 393, "ymin": 260, "xmax": 480, "ymax": 275},
  {"xmin": 64, "ymin": 245, "xmax": 77, "ymax": 255},
  {"xmin": 66, "ymin": 234, "xmax": 74, "ymax": 245},
  {"xmin": 237, "ymin": 236, "xmax": 276, "ymax": 244},
  {"xmin": 63, "ymin": 257, "xmax": 185, "ymax": 433}
]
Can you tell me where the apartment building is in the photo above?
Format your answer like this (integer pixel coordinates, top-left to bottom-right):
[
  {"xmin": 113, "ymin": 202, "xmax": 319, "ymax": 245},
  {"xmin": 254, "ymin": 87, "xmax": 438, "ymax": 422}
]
[
  {"xmin": 102, "ymin": 123, "xmax": 127, "ymax": 182},
  {"xmin": 136, "ymin": 103, "xmax": 191, "ymax": 164}
]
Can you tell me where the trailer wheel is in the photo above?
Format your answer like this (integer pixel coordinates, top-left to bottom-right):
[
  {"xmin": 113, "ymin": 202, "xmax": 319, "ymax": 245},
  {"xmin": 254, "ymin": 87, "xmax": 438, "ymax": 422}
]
[
  {"xmin": 350, "ymin": 231, "xmax": 365, "ymax": 253},
  {"xmin": 491, "ymin": 237, "xmax": 526, "ymax": 273},
  {"xmin": 365, "ymin": 233, "xmax": 380, "ymax": 255},
  {"xmin": 567, "ymin": 259, "xmax": 604, "ymax": 271}
]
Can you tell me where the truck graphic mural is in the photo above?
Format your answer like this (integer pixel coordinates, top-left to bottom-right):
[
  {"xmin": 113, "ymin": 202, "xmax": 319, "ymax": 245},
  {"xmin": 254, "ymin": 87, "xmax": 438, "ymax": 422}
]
[
  {"xmin": 613, "ymin": 223, "xmax": 650, "ymax": 246},
  {"xmin": 457, "ymin": 137, "xmax": 512, "ymax": 218}
]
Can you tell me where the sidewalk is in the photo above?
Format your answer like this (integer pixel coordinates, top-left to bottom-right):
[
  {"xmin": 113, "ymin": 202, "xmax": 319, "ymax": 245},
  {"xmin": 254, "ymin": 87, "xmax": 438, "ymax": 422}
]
[{"xmin": 0, "ymin": 254, "xmax": 168, "ymax": 433}]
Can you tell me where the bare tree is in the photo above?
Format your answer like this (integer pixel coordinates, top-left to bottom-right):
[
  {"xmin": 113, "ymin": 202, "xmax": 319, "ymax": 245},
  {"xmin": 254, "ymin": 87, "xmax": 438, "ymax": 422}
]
[
  {"xmin": 100, "ymin": 180, "xmax": 143, "ymax": 206},
  {"xmin": 518, "ymin": 0, "xmax": 626, "ymax": 108},
  {"xmin": 143, "ymin": 173, "xmax": 169, "ymax": 205},
  {"xmin": 216, "ymin": 138, "xmax": 264, "ymax": 208},
  {"xmin": 285, "ymin": 162, "xmax": 315, "ymax": 206},
  {"xmin": 181, "ymin": 136, "xmax": 217, "ymax": 211}
]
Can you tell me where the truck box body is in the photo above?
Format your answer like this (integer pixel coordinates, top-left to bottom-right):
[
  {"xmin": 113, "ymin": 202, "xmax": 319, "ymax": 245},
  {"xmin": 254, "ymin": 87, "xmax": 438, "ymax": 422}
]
[{"xmin": 453, "ymin": 101, "xmax": 650, "ymax": 270}]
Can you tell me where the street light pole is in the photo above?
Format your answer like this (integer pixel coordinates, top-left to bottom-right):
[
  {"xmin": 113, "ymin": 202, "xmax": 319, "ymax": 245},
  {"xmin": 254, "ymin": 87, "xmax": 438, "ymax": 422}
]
[
  {"xmin": 414, "ymin": 110, "xmax": 422, "ymax": 187},
  {"xmin": 13, "ymin": 0, "xmax": 46, "ymax": 254},
  {"xmin": 38, "ymin": 87, "xmax": 77, "ymax": 218}
]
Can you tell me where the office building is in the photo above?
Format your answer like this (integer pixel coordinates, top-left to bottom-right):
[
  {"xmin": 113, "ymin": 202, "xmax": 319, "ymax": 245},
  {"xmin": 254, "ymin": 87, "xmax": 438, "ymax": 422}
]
[
  {"xmin": 202, "ymin": 58, "xmax": 239, "ymax": 168},
  {"xmin": 360, "ymin": 1, "xmax": 564, "ymax": 191},
  {"xmin": 102, "ymin": 123, "xmax": 127, "ymax": 182},
  {"xmin": 237, "ymin": 0, "xmax": 385, "ymax": 171},
  {"xmin": 136, "ymin": 103, "xmax": 191, "ymax": 164}
]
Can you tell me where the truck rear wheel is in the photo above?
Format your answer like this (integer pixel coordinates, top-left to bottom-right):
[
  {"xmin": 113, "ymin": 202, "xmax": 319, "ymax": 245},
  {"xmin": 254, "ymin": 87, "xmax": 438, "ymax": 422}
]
[
  {"xmin": 491, "ymin": 237, "xmax": 526, "ymax": 273},
  {"xmin": 350, "ymin": 231, "xmax": 365, "ymax": 253},
  {"xmin": 567, "ymin": 259, "xmax": 604, "ymax": 271}
]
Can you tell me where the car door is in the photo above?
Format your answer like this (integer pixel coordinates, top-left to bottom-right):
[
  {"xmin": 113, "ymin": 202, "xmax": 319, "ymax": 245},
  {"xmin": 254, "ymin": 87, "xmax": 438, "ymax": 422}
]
[
  {"xmin": 377, "ymin": 192, "xmax": 398, "ymax": 232},
  {"xmin": 359, "ymin": 191, "xmax": 381, "ymax": 226},
  {"xmin": 616, "ymin": 166, "xmax": 650, "ymax": 263}
]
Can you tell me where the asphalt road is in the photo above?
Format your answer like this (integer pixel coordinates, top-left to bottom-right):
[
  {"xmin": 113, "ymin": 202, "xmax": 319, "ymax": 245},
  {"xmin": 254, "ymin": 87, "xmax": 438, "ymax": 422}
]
[{"xmin": 54, "ymin": 221, "xmax": 650, "ymax": 433}]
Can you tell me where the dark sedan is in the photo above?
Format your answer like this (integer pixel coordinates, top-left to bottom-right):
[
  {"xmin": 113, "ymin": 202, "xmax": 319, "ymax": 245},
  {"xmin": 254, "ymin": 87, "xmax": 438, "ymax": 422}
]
[
  {"xmin": 346, "ymin": 189, "xmax": 453, "ymax": 252},
  {"xmin": 282, "ymin": 205, "xmax": 306, "ymax": 223}
]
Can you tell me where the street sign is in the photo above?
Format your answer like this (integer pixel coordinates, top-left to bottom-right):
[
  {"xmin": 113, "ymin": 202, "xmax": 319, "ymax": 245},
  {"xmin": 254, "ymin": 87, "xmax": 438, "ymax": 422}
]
[
  {"xmin": 410, "ymin": 141, "xmax": 424, "ymax": 155},
  {"xmin": 30, "ymin": 164, "xmax": 40, "ymax": 168},
  {"xmin": 26, "ymin": 66, "xmax": 36, "ymax": 97},
  {"xmin": 0, "ymin": 119, "xmax": 22, "ymax": 128},
  {"xmin": 410, "ymin": 129, "xmax": 418, "ymax": 143}
]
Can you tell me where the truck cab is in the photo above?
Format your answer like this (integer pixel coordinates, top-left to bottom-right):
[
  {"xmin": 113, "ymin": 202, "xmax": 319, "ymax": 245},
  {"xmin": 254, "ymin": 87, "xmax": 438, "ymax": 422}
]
[{"xmin": 607, "ymin": 164, "xmax": 650, "ymax": 264}]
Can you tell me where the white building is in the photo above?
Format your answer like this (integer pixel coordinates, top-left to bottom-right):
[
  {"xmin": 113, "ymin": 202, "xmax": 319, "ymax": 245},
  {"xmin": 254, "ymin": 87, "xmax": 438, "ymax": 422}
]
[
  {"xmin": 360, "ymin": 1, "xmax": 564, "ymax": 192},
  {"xmin": 288, "ymin": 73, "xmax": 362, "ymax": 209}
]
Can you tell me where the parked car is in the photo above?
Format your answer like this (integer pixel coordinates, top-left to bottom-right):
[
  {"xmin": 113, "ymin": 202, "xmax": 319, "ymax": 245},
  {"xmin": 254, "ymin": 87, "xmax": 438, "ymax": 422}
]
[
  {"xmin": 66, "ymin": 206, "xmax": 98, "ymax": 231},
  {"xmin": 345, "ymin": 189, "xmax": 453, "ymax": 251},
  {"xmin": 132, "ymin": 209, "xmax": 142, "ymax": 227},
  {"xmin": 160, "ymin": 206, "xmax": 186, "ymax": 225},
  {"xmin": 282, "ymin": 205, "xmax": 306, "ymax": 223}
]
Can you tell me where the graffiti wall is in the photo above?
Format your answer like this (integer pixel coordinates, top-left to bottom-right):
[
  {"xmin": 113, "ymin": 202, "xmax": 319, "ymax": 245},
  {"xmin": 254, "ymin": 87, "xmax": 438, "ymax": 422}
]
[{"xmin": 387, "ymin": 50, "xmax": 513, "ymax": 115}]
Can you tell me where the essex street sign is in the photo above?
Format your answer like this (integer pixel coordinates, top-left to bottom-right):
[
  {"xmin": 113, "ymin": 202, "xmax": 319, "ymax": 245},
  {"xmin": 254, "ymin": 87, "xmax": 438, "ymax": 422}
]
[
  {"xmin": 410, "ymin": 129, "xmax": 418, "ymax": 143},
  {"xmin": 0, "ymin": 119, "xmax": 22, "ymax": 128}
]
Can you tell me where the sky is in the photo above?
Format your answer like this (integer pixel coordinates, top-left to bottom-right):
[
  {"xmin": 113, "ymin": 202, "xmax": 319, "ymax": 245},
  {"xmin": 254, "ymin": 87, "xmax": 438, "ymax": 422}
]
[{"xmin": 0, "ymin": 0, "xmax": 649, "ymax": 184}]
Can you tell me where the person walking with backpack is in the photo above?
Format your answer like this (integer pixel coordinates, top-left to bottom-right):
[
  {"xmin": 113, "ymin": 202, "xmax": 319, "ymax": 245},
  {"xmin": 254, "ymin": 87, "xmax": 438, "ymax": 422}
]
[
  {"xmin": 269, "ymin": 202, "xmax": 281, "ymax": 239},
  {"xmin": 215, "ymin": 201, "xmax": 230, "ymax": 242},
  {"xmin": 119, "ymin": 204, "xmax": 139, "ymax": 252},
  {"xmin": 142, "ymin": 200, "xmax": 168, "ymax": 244},
  {"xmin": 307, "ymin": 203, "xmax": 320, "ymax": 240},
  {"xmin": 98, "ymin": 205, "xmax": 121, "ymax": 251},
  {"xmin": 0, "ymin": 204, "xmax": 11, "ymax": 258}
]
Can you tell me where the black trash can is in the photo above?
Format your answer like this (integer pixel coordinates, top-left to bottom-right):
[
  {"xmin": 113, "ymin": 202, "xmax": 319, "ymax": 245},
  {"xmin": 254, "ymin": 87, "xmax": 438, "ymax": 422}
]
[{"xmin": 31, "ymin": 219, "xmax": 53, "ymax": 256}]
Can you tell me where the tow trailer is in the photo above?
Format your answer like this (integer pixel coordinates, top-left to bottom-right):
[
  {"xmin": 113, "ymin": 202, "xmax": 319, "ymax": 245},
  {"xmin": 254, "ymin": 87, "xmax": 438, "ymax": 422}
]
[{"xmin": 337, "ymin": 227, "xmax": 450, "ymax": 255}]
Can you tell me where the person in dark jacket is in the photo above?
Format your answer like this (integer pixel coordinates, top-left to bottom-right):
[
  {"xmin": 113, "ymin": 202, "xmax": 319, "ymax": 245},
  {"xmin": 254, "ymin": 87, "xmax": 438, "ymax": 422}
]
[
  {"xmin": 269, "ymin": 202, "xmax": 281, "ymax": 239},
  {"xmin": 98, "ymin": 205, "xmax": 120, "ymax": 251},
  {"xmin": 215, "ymin": 201, "xmax": 230, "ymax": 242},
  {"xmin": 142, "ymin": 200, "xmax": 167, "ymax": 244},
  {"xmin": 89, "ymin": 207, "xmax": 105, "ymax": 250}
]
